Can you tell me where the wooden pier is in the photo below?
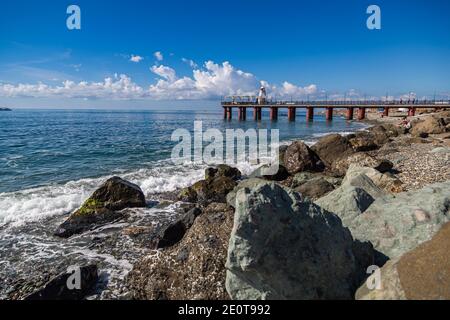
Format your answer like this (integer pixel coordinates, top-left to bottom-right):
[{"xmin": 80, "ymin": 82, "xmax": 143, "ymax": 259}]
[{"xmin": 221, "ymin": 97, "xmax": 450, "ymax": 121}]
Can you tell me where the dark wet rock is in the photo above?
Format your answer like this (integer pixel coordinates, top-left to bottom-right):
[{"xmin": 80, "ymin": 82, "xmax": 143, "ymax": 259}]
[
  {"xmin": 294, "ymin": 177, "xmax": 335, "ymax": 200},
  {"xmin": 205, "ymin": 164, "xmax": 241, "ymax": 181},
  {"xmin": 24, "ymin": 265, "xmax": 98, "ymax": 300},
  {"xmin": 278, "ymin": 145, "xmax": 289, "ymax": 166},
  {"xmin": 348, "ymin": 131, "xmax": 379, "ymax": 152},
  {"xmin": 54, "ymin": 177, "xmax": 146, "ymax": 238},
  {"xmin": 284, "ymin": 141, "xmax": 324, "ymax": 175},
  {"xmin": 177, "ymin": 165, "xmax": 241, "ymax": 205},
  {"xmin": 122, "ymin": 226, "xmax": 154, "ymax": 238},
  {"xmin": 194, "ymin": 176, "xmax": 238, "ymax": 205},
  {"xmin": 311, "ymin": 134, "xmax": 354, "ymax": 168},
  {"xmin": 127, "ymin": 203, "xmax": 234, "ymax": 300},
  {"xmin": 205, "ymin": 167, "xmax": 217, "ymax": 180},
  {"xmin": 54, "ymin": 209, "xmax": 125, "ymax": 238},
  {"xmin": 156, "ymin": 207, "xmax": 202, "ymax": 249},
  {"xmin": 367, "ymin": 124, "xmax": 399, "ymax": 146},
  {"xmin": 177, "ymin": 186, "xmax": 198, "ymax": 203},
  {"xmin": 249, "ymin": 164, "xmax": 290, "ymax": 181},
  {"xmin": 226, "ymin": 181, "xmax": 374, "ymax": 300},
  {"xmin": 82, "ymin": 176, "xmax": 146, "ymax": 211}
]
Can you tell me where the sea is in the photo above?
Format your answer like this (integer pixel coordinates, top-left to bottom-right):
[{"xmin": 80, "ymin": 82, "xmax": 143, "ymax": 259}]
[{"xmin": 0, "ymin": 107, "xmax": 367, "ymax": 299}]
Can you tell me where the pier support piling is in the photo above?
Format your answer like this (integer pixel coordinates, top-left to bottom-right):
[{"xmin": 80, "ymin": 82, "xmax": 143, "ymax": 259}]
[
  {"xmin": 346, "ymin": 107, "xmax": 354, "ymax": 120},
  {"xmin": 270, "ymin": 107, "xmax": 278, "ymax": 120},
  {"xmin": 383, "ymin": 107, "xmax": 389, "ymax": 117},
  {"xmin": 357, "ymin": 108, "xmax": 366, "ymax": 120},
  {"xmin": 325, "ymin": 107, "xmax": 333, "ymax": 121},
  {"xmin": 253, "ymin": 107, "xmax": 262, "ymax": 121},
  {"xmin": 287, "ymin": 107, "xmax": 296, "ymax": 121},
  {"xmin": 227, "ymin": 107, "xmax": 232, "ymax": 120},
  {"xmin": 238, "ymin": 107, "xmax": 247, "ymax": 121},
  {"xmin": 306, "ymin": 107, "xmax": 314, "ymax": 121}
]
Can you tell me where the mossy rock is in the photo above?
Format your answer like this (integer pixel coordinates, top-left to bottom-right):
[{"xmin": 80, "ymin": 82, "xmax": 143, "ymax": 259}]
[
  {"xmin": 73, "ymin": 198, "xmax": 105, "ymax": 217},
  {"xmin": 54, "ymin": 176, "xmax": 146, "ymax": 238},
  {"xmin": 177, "ymin": 187, "xmax": 198, "ymax": 203}
]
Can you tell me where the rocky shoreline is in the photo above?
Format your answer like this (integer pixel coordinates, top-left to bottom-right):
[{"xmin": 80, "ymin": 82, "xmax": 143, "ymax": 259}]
[{"xmin": 8, "ymin": 110, "xmax": 450, "ymax": 300}]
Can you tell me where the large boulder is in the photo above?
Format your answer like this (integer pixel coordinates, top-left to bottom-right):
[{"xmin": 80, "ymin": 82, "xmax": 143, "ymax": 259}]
[
  {"xmin": 278, "ymin": 145, "xmax": 289, "ymax": 166},
  {"xmin": 410, "ymin": 116, "xmax": 446, "ymax": 136},
  {"xmin": 294, "ymin": 177, "xmax": 335, "ymax": 200},
  {"xmin": 344, "ymin": 164, "xmax": 403, "ymax": 193},
  {"xmin": 311, "ymin": 134, "xmax": 354, "ymax": 168},
  {"xmin": 366, "ymin": 125, "xmax": 400, "ymax": 146},
  {"xmin": 25, "ymin": 265, "xmax": 98, "ymax": 300},
  {"xmin": 332, "ymin": 153, "xmax": 394, "ymax": 176},
  {"xmin": 345, "ymin": 181, "xmax": 450, "ymax": 259},
  {"xmin": 348, "ymin": 132, "xmax": 379, "ymax": 152},
  {"xmin": 155, "ymin": 207, "xmax": 202, "ymax": 249},
  {"xmin": 316, "ymin": 168, "xmax": 392, "ymax": 228},
  {"xmin": 178, "ymin": 165, "xmax": 241, "ymax": 205},
  {"xmin": 226, "ymin": 178, "xmax": 266, "ymax": 208},
  {"xmin": 192, "ymin": 176, "xmax": 237, "ymax": 205},
  {"xmin": 226, "ymin": 181, "xmax": 374, "ymax": 300},
  {"xmin": 291, "ymin": 172, "xmax": 342, "ymax": 189},
  {"xmin": 249, "ymin": 164, "xmax": 290, "ymax": 181},
  {"xmin": 54, "ymin": 177, "xmax": 146, "ymax": 238},
  {"xmin": 284, "ymin": 141, "xmax": 324, "ymax": 175},
  {"xmin": 127, "ymin": 203, "xmax": 234, "ymax": 300},
  {"xmin": 205, "ymin": 164, "xmax": 242, "ymax": 180},
  {"xmin": 356, "ymin": 222, "xmax": 450, "ymax": 300},
  {"xmin": 315, "ymin": 176, "xmax": 380, "ymax": 227}
]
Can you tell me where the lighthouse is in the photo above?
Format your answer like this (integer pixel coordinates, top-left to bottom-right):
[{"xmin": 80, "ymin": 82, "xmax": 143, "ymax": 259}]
[{"xmin": 258, "ymin": 86, "xmax": 267, "ymax": 105}]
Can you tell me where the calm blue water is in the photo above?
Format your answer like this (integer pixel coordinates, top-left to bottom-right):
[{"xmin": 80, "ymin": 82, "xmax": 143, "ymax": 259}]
[{"xmin": 0, "ymin": 108, "xmax": 366, "ymax": 194}]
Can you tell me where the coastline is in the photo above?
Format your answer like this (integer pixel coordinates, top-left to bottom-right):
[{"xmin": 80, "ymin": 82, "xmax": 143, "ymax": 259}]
[
  {"xmin": 125, "ymin": 109, "xmax": 450, "ymax": 300},
  {"xmin": 2, "ymin": 110, "xmax": 450, "ymax": 300}
]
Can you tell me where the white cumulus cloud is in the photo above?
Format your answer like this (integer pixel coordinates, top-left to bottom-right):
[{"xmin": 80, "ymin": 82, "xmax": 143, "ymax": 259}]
[
  {"xmin": 182, "ymin": 58, "xmax": 198, "ymax": 68},
  {"xmin": 0, "ymin": 74, "xmax": 144, "ymax": 100},
  {"xmin": 150, "ymin": 65, "xmax": 177, "ymax": 83},
  {"xmin": 130, "ymin": 55, "xmax": 144, "ymax": 63},
  {"xmin": 154, "ymin": 51, "xmax": 164, "ymax": 61},
  {"xmin": 0, "ymin": 60, "xmax": 320, "ymax": 101}
]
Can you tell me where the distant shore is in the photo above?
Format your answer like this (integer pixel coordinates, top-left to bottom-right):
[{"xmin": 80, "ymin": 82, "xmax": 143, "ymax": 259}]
[{"xmin": 0, "ymin": 108, "xmax": 12, "ymax": 111}]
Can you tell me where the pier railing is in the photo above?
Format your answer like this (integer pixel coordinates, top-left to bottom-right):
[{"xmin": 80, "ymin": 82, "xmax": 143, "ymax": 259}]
[
  {"xmin": 221, "ymin": 96, "xmax": 450, "ymax": 106},
  {"xmin": 220, "ymin": 96, "xmax": 450, "ymax": 121}
]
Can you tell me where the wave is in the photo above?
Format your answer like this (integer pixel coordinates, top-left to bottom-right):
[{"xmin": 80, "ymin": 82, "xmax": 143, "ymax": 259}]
[
  {"xmin": 0, "ymin": 124, "xmax": 369, "ymax": 227},
  {"xmin": 0, "ymin": 159, "xmax": 260, "ymax": 227}
]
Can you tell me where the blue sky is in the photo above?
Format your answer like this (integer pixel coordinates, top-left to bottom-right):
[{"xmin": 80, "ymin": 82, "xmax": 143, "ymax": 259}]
[{"xmin": 0, "ymin": 0, "xmax": 449, "ymax": 108}]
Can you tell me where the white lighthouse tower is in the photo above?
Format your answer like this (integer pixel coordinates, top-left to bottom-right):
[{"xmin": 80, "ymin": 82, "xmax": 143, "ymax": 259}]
[{"xmin": 258, "ymin": 86, "xmax": 267, "ymax": 105}]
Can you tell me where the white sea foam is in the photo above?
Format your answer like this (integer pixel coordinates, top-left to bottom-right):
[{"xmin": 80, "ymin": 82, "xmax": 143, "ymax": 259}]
[
  {"xmin": 0, "ymin": 158, "xmax": 261, "ymax": 227},
  {"xmin": 0, "ymin": 126, "xmax": 365, "ymax": 227},
  {"xmin": 311, "ymin": 131, "xmax": 358, "ymax": 138}
]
